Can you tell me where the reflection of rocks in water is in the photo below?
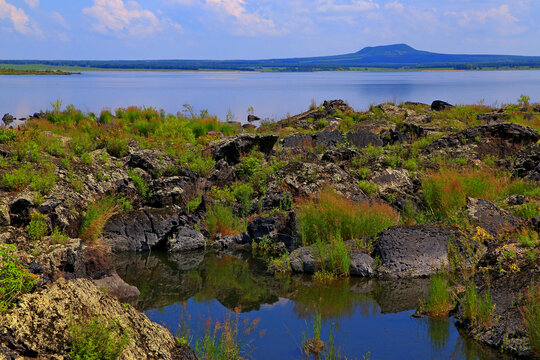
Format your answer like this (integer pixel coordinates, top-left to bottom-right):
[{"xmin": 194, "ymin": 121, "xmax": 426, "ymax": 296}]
[
  {"xmin": 451, "ymin": 327, "xmax": 517, "ymax": 360},
  {"xmin": 372, "ymin": 278, "xmax": 430, "ymax": 314},
  {"xmin": 169, "ymin": 250, "xmax": 205, "ymax": 271}
]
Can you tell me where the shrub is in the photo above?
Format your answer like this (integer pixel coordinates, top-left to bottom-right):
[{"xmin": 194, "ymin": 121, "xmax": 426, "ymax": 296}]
[
  {"xmin": 27, "ymin": 211, "xmax": 48, "ymax": 241},
  {"xmin": 420, "ymin": 274, "xmax": 453, "ymax": 317},
  {"xmin": 70, "ymin": 315, "xmax": 131, "ymax": 360},
  {"xmin": 105, "ymin": 136, "xmax": 128, "ymax": 158},
  {"xmin": 51, "ymin": 227, "xmax": 69, "ymax": 244},
  {"xmin": 186, "ymin": 195, "xmax": 202, "ymax": 214},
  {"xmin": 205, "ymin": 203, "xmax": 245, "ymax": 239},
  {"xmin": 518, "ymin": 230, "xmax": 539, "ymax": 248},
  {"xmin": 80, "ymin": 152, "xmax": 93, "ymax": 165},
  {"xmin": 513, "ymin": 203, "xmax": 540, "ymax": 219},
  {"xmin": 462, "ymin": 283, "xmax": 494, "ymax": 329},
  {"xmin": 232, "ymin": 183, "xmax": 253, "ymax": 217},
  {"xmin": 30, "ymin": 169, "xmax": 56, "ymax": 195},
  {"xmin": 79, "ymin": 197, "xmax": 119, "ymax": 243},
  {"xmin": 522, "ymin": 282, "xmax": 539, "ymax": 357},
  {"xmin": 1, "ymin": 165, "xmax": 33, "ymax": 191},
  {"xmin": 127, "ymin": 169, "xmax": 151, "ymax": 199},
  {"xmin": 298, "ymin": 187, "xmax": 399, "ymax": 246},
  {"xmin": 315, "ymin": 235, "xmax": 351, "ymax": 276},
  {"xmin": 358, "ymin": 180, "xmax": 378, "ymax": 196},
  {"xmin": 0, "ymin": 244, "xmax": 37, "ymax": 314},
  {"xmin": 422, "ymin": 168, "xmax": 508, "ymax": 219}
]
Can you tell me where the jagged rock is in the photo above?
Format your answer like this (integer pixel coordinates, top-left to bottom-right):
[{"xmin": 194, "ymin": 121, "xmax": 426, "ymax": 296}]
[
  {"xmin": 208, "ymin": 159, "xmax": 237, "ymax": 185},
  {"xmin": 289, "ymin": 246, "xmax": 317, "ymax": 273},
  {"xmin": 8, "ymin": 196, "xmax": 34, "ymax": 226},
  {"xmin": 349, "ymin": 252, "xmax": 375, "ymax": 277},
  {"xmin": 128, "ymin": 149, "xmax": 175, "ymax": 177},
  {"xmin": 346, "ymin": 129, "xmax": 383, "ymax": 148},
  {"xmin": 322, "ymin": 147, "xmax": 359, "ymax": 162},
  {"xmin": 373, "ymin": 226, "xmax": 450, "ymax": 279},
  {"xmin": 430, "ymin": 100, "xmax": 453, "ymax": 111},
  {"xmin": 212, "ymin": 232, "xmax": 251, "ymax": 250},
  {"xmin": 2, "ymin": 113, "xmax": 14, "ymax": 124},
  {"xmin": 425, "ymin": 123, "xmax": 540, "ymax": 157},
  {"xmin": 506, "ymin": 194, "xmax": 526, "ymax": 206},
  {"xmin": 212, "ymin": 134, "xmax": 278, "ymax": 164},
  {"xmin": 284, "ymin": 100, "xmax": 353, "ymax": 125},
  {"xmin": 248, "ymin": 216, "xmax": 276, "ymax": 242},
  {"xmin": 380, "ymin": 121, "xmax": 429, "ymax": 145},
  {"xmin": 371, "ymin": 168, "xmax": 416, "ymax": 197},
  {"xmin": 103, "ymin": 208, "xmax": 182, "ymax": 252},
  {"xmin": 247, "ymin": 114, "xmax": 260, "ymax": 122},
  {"xmin": 167, "ymin": 228, "xmax": 206, "ymax": 252},
  {"xmin": 477, "ymin": 113, "xmax": 509, "ymax": 124},
  {"xmin": 281, "ymin": 133, "xmax": 313, "ymax": 148},
  {"xmin": 466, "ymin": 198, "xmax": 520, "ymax": 236},
  {"xmin": 0, "ymin": 278, "xmax": 196, "ymax": 360},
  {"xmin": 149, "ymin": 170, "xmax": 199, "ymax": 207},
  {"xmin": 313, "ymin": 129, "xmax": 344, "ymax": 148},
  {"xmin": 512, "ymin": 143, "xmax": 540, "ymax": 181}
]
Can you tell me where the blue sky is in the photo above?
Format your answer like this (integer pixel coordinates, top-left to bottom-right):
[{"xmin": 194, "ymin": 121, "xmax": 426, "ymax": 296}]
[{"xmin": 0, "ymin": 0, "xmax": 539, "ymax": 59}]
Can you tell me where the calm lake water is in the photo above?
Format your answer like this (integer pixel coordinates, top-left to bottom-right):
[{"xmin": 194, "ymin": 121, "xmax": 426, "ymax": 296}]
[
  {"xmin": 115, "ymin": 251, "xmax": 515, "ymax": 360},
  {"xmin": 1, "ymin": 70, "xmax": 540, "ymax": 122}
]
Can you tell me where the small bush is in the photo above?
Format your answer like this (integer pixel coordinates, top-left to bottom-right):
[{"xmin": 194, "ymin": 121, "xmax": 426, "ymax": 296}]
[
  {"xmin": 186, "ymin": 195, "xmax": 202, "ymax": 214},
  {"xmin": 513, "ymin": 203, "xmax": 540, "ymax": 219},
  {"xmin": 298, "ymin": 187, "xmax": 399, "ymax": 246},
  {"xmin": 127, "ymin": 169, "xmax": 151, "ymax": 199},
  {"xmin": 232, "ymin": 182, "xmax": 253, "ymax": 217},
  {"xmin": 51, "ymin": 227, "xmax": 69, "ymax": 244},
  {"xmin": 27, "ymin": 211, "xmax": 48, "ymax": 241},
  {"xmin": 205, "ymin": 203, "xmax": 245, "ymax": 239},
  {"xmin": 70, "ymin": 315, "xmax": 131, "ymax": 360},
  {"xmin": 0, "ymin": 244, "xmax": 37, "ymax": 314},
  {"xmin": 522, "ymin": 282, "xmax": 539, "ymax": 356},
  {"xmin": 105, "ymin": 136, "xmax": 128, "ymax": 158},
  {"xmin": 1, "ymin": 165, "xmax": 33, "ymax": 191},
  {"xmin": 420, "ymin": 274, "xmax": 453, "ymax": 317},
  {"xmin": 79, "ymin": 197, "xmax": 119, "ymax": 243},
  {"xmin": 358, "ymin": 180, "xmax": 378, "ymax": 196},
  {"xmin": 30, "ymin": 169, "xmax": 56, "ymax": 195},
  {"xmin": 462, "ymin": 283, "xmax": 494, "ymax": 329},
  {"xmin": 518, "ymin": 230, "xmax": 539, "ymax": 248}
]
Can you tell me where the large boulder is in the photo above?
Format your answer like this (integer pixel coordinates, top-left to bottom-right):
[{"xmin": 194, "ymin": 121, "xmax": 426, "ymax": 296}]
[
  {"xmin": 373, "ymin": 226, "xmax": 450, "ymax": 278},
  {"xmin": 127, "ymin": 149, "xmax": 175, "ymax": 177},
  {"xmin": 430, "ymin": 100, "xmax": 453, "ymax": 111},
  {"xmin": 349, "ymin": 252, "xmax": 375, "ymax": 277},
  {"xmin": 289, "ymin": 246, "xmax": 317, "ymax": 273},
  {"xmin": 512, "ymin": 143, "xmax": 540, "ymax": 181},
  {"xmin": 166, "ymin": 228, "xmax": 206, "ymax": 252},
  {"xmin": 346, "ymin": 129, "xmax": 383, "ymax": 148},
  {"xmin": 466, "ymin": 198, "xmax": 520, "ymax": 237},
  {"xmin": 2, "ymin": 113, "xmax": 14, "ymax": 124},
  {"xmin": 0, "ymin": 278, "xmax": 196, "ymax": 360},
  {"xmin": 103, "ymin": 208, "xmax": 182, "ymax": 252},
  {"xmin": 212, "ymin": 134, "xmax": 278, "ymax": 164}
]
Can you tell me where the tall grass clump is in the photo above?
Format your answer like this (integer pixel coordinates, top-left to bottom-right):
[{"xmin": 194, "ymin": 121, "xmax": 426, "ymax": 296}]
[
  {"xmin": 27, "ymin": 211, "xmax": 48, "ymax": 241},
  {"xmin": 462, "ymin": 283, "xmax": 494, "ymax": 329},
  {"xmin": 205, "ymin": 203, "xmax": 246, "ymax": 239},
  {"xmin": 522, "ymin": 281, "xmax": 539, "ymax": 357},
  {"xmin": 298, "ymin": 187, "xmax": 399, "ymax": 246},
  {"xmin": 70, "ymin": 315, "xmax": 131, "ymax": 360},
  {"xmin": 79, "ymin": 197, "xmax": 119, "ymax": 243},
  {"xmin": 422, "ymin": 168, "xmax": 508, "ymax": 219},
  {"xmin": 420, "ymin": 274, "xmax": 453, "ymax": 317},
  {"xmin": 0, "ymin": 244, "xmax": 37, "ymax": 314}
]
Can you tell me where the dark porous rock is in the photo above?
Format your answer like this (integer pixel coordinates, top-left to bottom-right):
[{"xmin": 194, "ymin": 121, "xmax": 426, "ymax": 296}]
[
  {"xmin": 289, "ymin": 246, "xmax": 317, "ymax": 274},
  {"xmin": 466, "ymin": 198, "xmax": 520, "ymax": 237},
  {"xmin": 149, "ymin": 171, "xmax": 199, "ymax": 208},
  {"xmin": 512, "ymin": 143, "xmax": 540, "ymax": 181},
  {"xmin": 425, "ymin": 123, "xmax": 540, "ymax": 157},
  {"xmin": 282, "ymin": 133, "xmax": 314, "ymax": 148},
  {"xmin": 212, "ymin": 134, "xmax": 278, "ymax": 164},
  {"xmin": 346, "ymin": 129, "xmax": 383, "ymax": 148},
  {"xmin": 380, "ymin": 122, "xmax": 428, "ymax": 145},
  {"xmin": 103, "ymin": 208, "xmax": 182, "ymax": 252},
  {"xmin": 167, "ymin": 228, "xmax": 206, "ymax": 252},
  {"xmin": 247, "ymin": 114, "xmax": 260, "ymax": 122},
  {"xmin": 373, "ymin": 226, "xmax": 450, "ymax": 279},
  {"xmin": 506, "ymin": 194, "xmax": 526, "ymax": 206},
  {"xmin": 212, "ymin": 232, "xmax": 251, "ymax": 250},
  {"xmin": 455, "ymin": 262, "xmax": 539, "ymax": 358},
  {"xmin": 8, "ymin": 197, "xmax": 34, "ymax": 226},
  {"xmin": 531, "ymin": 216, "xmax": 540, "ymax": 232},
  {"xmin": 313, "ymin": 129, "xmax": 345, "ymax": 148},
  {"xmin": 128, "ymin": 149, "xmax": 174, "ymax": 177},
  {"xmin": 430, "ymin": 100, "xmax": 454, "ymax": 111},
  {"xmin": 322, "ymin": 147, "xmax": 359, "ymax": 162},
  {"xmin": 2, "ymin": 113, "xmax": 14, "ymax": 124},
  {"xmin": 477, "ymin": 112, "xmax": 509, "ymax": 124},
  {"xmin": 284, "ymin": 100, "xmax": 353, "ymax": 125},
  {"xmin": 349, "ymin": 252, "xmax": 375, "ymax": 277},
  {"xmin": 208, "ymin": 159, "xmax": 237, "ymax": 185},
  {"xmin": 371, "ymin": 168, "xmax": 416, "ymax": 197},
  {"xmin": 0, "ymin": 278, "xmax": 195, "ymax": 359},
  {"xmin": 248, "ymin": 216, "xmax": 276, "ymax": 242}
]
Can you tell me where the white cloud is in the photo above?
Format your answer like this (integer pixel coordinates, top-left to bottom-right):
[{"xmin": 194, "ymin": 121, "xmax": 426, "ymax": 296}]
[
  {"xmin": 316, "ymin": 0, "xmax": 379, "ymax": 13},
  {"xmin": 24, "ymin": 0, "xmax": 39, "ymax": 9},
  {"xmin": 83, "ymin": 0, "xmax": 183, "ymax": 37},
  {"xmin": 385, "ymin": 1, "xmax": 403, "ymax": 12},
  {"xmin": 51, "ymin": 11, "xmax": 68, "ymax": 28},
  {"xmin": 204, "ymin": 0, "xmax": 281, "ymax": 36},
  {"xmin": 446, "ymin": 4, "xmax": 525, "ymax": 35},
  {"xmin": 0, "ymin": 0, "xmax": 41, "ymax": 35}
]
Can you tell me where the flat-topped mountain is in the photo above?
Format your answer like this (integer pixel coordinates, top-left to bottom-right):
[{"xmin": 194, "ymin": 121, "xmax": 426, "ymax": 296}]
[{"xmin": 2, "ymin": 44, "xmax": 540, "ymax": 71}]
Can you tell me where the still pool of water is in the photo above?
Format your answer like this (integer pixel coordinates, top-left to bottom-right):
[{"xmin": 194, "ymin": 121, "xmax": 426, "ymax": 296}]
[
  {"xmin": 115, "ymin": 251, "xmax": 515, "ymax": 360},
  {"xmin": 2, "ymin": 70, "xmax": 540, "ymax": 122}
]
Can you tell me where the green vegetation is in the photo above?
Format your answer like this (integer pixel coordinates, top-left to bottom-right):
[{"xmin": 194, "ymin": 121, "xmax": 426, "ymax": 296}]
[
  {"xmin": 27, "ymin": 211, "xmax": 48, "ymax": 241},
  {"xmin": 127, "ymin": 169, "xmax": 151, "ymax": 199},
  {"xmin": 298, "ymin": 187, "xmax": 399, "ymax": 246},
  {"xmin": 419, "ymin": 274, "xmax": 453, "ymax": 317},
  {"xmin": 0, "ymin": 244, "xmax": 37, "ymax": 314},
  {"xmin": 0, "ymin": 68, "xmax": 79, "ymax": 75},
  {"xmin": 205, "ymin": 203, "xmax": 246, "ymax": 239},
  {"xmin": 69, "ymin": 315, "xmax": 131, "ymax": 360},
  {"xmin": 523, "ymin": 282, "xmax": 539, "ymax": 357},
  {"xmin": 462, "ymin": 283, "xmax": 494, "ymax": 329},
  {"xmin": 79, "ymin": 197, "xmax": 120, "ymax": 243}
]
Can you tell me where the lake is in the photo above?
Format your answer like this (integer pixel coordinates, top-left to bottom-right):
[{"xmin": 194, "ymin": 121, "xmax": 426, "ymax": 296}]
[
  {"xmin": 115, "ymin": 251, "xmax": 516, "ymax": 360},
  {"xmin": 1, "ymin": 70, "xmax": 540, "ymax": 122}
]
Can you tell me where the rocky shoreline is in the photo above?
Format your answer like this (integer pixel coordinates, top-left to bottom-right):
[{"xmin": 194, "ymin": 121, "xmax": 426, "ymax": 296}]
[{"xmin": 0, "ymin": 99, "xmax": 538, "ymax": 358}]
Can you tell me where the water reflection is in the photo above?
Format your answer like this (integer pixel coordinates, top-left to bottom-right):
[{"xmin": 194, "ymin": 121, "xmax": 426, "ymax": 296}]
[{"xmin": 115, "ymin": 251, "xmax": 517, "ymax": 359}]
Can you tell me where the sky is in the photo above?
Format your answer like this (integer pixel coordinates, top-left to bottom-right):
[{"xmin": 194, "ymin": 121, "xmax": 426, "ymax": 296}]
[{"xmin": 0, "ymin": 0, "xmax": 539, "ymax": 60}]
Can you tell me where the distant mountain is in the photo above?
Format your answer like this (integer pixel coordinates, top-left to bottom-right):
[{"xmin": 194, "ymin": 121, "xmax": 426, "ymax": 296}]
[{"xmin": 2, "ymin": 44, "xmax": 540, "ymax": 71}]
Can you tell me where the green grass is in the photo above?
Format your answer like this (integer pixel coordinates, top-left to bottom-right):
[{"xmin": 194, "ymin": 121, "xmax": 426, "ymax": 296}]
[
  {"xmin": 298, "ymin": 187, "xmax": 399, "ymax": 246},
  {"xmin": 420, "ymin": 274, "xmax": 453, "ymax": 317},
  {"xmin": 79, "ymin": 197, "xmax": 119, "ymax": 243},
  {"xmin": 127, "ymin": 169, "xmax": 151, "ymax": 199},
  {"xmin": 0, "ymin": 244, "xmax": 37, "ymax": 314},
  {"xmin": 523, "ymin": 282, "xmax": 539, "ymax": 357},
  {"xmin": 70, "ymin": 315, "xmax": 131, "ymax": 360},
  {"xmin": 462, "ymin": 283, "xmax": 494, "ymax": 329},
  {"xmin": 27, "ymin": 211, "xmax": 48, "ymax": 241},
  {"xmin": 205, "ymin": 203, "xmax": 246, "ymax": 239}
]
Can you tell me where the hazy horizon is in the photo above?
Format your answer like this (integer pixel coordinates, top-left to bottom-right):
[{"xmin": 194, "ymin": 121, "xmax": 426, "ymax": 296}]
[{"xmin": 0, "ymin": 1, "xmax": 539, "ymax": 60}]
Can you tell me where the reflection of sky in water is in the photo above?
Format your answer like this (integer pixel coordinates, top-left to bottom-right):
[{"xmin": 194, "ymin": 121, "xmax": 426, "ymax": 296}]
[
  {"xmin": 1, "ymin": 70, "xmax": 540, "ymax": 121},
  {"xmin": 144, "ymin": 295, "xmax": 507, "ymax": 360}
]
